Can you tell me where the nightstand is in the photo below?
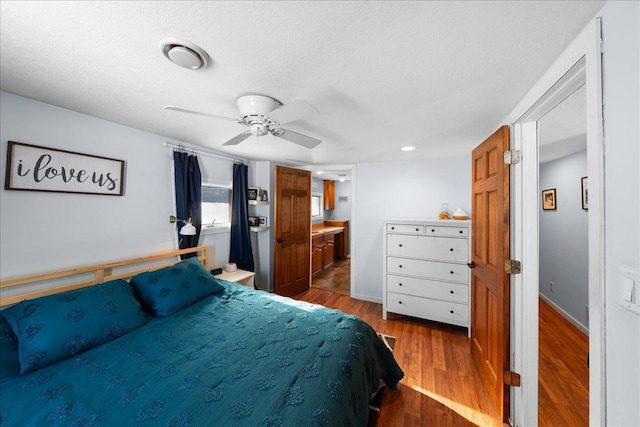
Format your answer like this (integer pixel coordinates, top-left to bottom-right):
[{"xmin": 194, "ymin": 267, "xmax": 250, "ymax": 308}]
[{"xmin": 214, "ymin": 269, "xmax": 256, "ymax": 288}]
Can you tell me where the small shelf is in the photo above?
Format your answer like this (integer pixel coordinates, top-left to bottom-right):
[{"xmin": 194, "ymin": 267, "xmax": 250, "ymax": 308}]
[
  {"xmin": 249, "ymin": 200, "xmax": 269, "ymax": 206},
  {"xmin": 250, "ymin": 226, "xmax": 270, "ymax": 232}
]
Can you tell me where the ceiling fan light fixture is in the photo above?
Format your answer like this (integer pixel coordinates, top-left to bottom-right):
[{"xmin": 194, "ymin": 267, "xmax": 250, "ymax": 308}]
[
  {"xmin": 250, "ymin": 123, "xmax": 269, "ymax": 137},
  {"xmin": 165, "ymin": 95, "xmax": 321, "ymax": 149},
  {"xmin": 160, "ymin": 37, "xmax": 209, "ymax": 70},
  {"xmin": 401, "ymin": 146, "xmax": 416, "ymax": 151},
  {"xmin": 237, "ymin": 95, "xmax": 280, "ymax": 118}
]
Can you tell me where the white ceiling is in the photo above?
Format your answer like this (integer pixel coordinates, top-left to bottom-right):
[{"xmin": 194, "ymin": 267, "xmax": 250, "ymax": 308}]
[{"xmin": 0, "ymin": 1, "xmax": 605, "ymax": 174}]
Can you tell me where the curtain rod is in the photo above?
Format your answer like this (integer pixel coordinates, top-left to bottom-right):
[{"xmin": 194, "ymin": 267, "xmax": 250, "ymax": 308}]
[{"xmin": 163, "ymin": 142, "xmax": 248, "ymax": 165}]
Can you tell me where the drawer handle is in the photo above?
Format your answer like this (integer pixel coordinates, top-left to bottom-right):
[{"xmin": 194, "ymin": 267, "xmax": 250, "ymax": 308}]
[
  {"xmin": 459, "ymin": 230, "xmax": 463, "ymax": 234},
  {"xmin": 415, "ymin": 228, "xmax": 419, "ymax": 232},
  {"xmin": 450, "ymin": 271, "xmax": 454, "ymax": 274},
  {"xmin": 399, "ymin": 301, "xmax": 403, "ymax": 305},
  {"xmin": 450, "ymin": 310, "xmax": 454, "ymax": 314},
  {"xmin": 399, "ymin": 265, "xmax": 403, "ymax": 268},
  {"xmin": 450, "ymin": 290, "xmax": 454, "ymax": 294},
  {"xmin": 391, "ymin": 227, "xmax": 395, "ymax": 230},
  {"xmin": 399, "ymin": 283, "xmax": 403, "ymax": 287},
  {"xmin": 399, "ymin": 244, "xmax": 403, "ymax": 247},
  {"xmin": 431, "ymin": 229, "xmax": 435, "ymax": 232},
  {"xmin": 450, "ymin": 248, "xmax": 454, "ymax": 252}
]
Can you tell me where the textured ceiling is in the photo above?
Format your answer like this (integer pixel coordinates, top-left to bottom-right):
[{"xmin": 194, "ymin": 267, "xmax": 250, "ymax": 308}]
[{"xmin": 0, "ymin": 1, "xmax": 605, "ymax": 172}]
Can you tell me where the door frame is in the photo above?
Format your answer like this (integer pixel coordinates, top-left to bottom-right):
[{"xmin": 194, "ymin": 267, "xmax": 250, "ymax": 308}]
[
  {"xmin": 506, "ymin": 18, "xmax": 604, "ymax": 426},
  {"xmin": 302, "ymin": 163, "xmax": 357, "ymax": 297}
]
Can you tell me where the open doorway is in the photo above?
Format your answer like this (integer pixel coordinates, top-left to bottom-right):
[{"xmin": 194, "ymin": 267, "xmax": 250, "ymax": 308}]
[
  {"xmin": 310, "ymin": 170, "xmax": 352, "ymax": 295},
  {"xmin": 509, "ymin": 18, "xmax": 605, "ymax": 425},
  {"xmin": 537, "ymin": 84, "xmax": 589, "ymax": 425},
  {"xmin": 302, "ymin": 165, "xmax": 355, "ymax": 295}
]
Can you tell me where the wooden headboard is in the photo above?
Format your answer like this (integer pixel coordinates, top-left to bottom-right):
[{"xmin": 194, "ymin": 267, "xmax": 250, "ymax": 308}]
[{"xmin": 0, "ymin": 245, "xmax": 209, "ymax": 308}]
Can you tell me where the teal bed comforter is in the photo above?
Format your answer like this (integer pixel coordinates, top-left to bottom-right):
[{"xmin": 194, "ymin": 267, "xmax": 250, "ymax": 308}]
[{"xmin": 0, "ymin": 280, "xmax": 403, "ymax": 426}]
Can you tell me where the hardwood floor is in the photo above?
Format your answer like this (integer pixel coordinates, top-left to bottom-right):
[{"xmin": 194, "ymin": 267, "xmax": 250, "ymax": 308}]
[
  {"xmin": 312, "ymin": 258, "xmax": 350, "ymax": 295},
  {"xmin": 538, "ymin": 298, "xmax": 589, "ymax": 427},
  {"xmin": 295, "ymin": 289, "xmax": 589, "ymax": 426},
  {"xmin": 295, "ymin": 288, "xmax": 504, "ymax": 427}
]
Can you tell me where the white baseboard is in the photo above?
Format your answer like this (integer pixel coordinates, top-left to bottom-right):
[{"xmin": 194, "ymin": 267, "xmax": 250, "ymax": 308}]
[
  {"xmin": 352, "ymin": 293, "xmax": 382, "ymax": 305},
  {"xmin": 539, "ymin": 293, "xmax": 589, "ymax": 336}
]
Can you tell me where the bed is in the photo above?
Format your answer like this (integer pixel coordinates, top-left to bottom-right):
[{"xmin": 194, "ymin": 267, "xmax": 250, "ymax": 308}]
[{"xmin": 0, "ymin": 246, "xmax": 404, "ymax": 426}]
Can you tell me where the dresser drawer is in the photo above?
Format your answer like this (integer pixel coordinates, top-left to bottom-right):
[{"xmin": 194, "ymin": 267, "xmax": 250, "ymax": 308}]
[
  {"xmin": 425, "ymin": 225, "xmax": 469, "ymax": 237},
  {"xmin": 386, "ymin": 274, "xmax": 468, "ymax": 303},
  {"xmin": 386, "ymin": 223, "xmax": 424, "ymax": 234},
  {"xmin": 386, "ymin": 234, "xmax": 469, "ymax": 262},
  {"xmin": 386, "ymin": 292, "xmax": 469, "ymax": 325},
  {"xmin": 387, "ymin": 257, "xmax": 469, "ymax": 283}
]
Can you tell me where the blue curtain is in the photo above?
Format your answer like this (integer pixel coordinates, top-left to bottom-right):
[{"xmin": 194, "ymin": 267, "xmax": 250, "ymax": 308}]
[
  {"xmin": 174, "ymin": 151, "xmax": 201, "ymax": 259},
  {"xmin": 229, "ymin": 163, "xmax": 254, "ymax": 271}
]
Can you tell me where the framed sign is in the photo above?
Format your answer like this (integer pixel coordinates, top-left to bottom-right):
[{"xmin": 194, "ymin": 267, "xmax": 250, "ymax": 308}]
[
  {"xmin": 542, "ymin": 188, "xmax": 556, "ymax": 211},
  {"xmin": 5, "ymin": 141, "xmax": 125, "ymax": 196}
]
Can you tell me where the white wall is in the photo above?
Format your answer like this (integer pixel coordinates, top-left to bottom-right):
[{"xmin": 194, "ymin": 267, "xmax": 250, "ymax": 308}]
[
  {"xmin": 0, "ymin": 92, "xmax": 234, "ymax": 289},
  {"xmin": 539, "ymin": 150, "xmax": 589, "ymax": 330},
  {"xmin": 248, "ymin": 160, "xmax": 273, "ymax": 291},
  {"xmin": 329, "ymin": 180, "xmax": 352, "ymax": 221},
  {"xmin": 353, "ymin": 156, "xmax": 470, "ymax": 302},
  {"xmin": 601, "ymin": 1, "xmax": 640, "ymax": 425}
]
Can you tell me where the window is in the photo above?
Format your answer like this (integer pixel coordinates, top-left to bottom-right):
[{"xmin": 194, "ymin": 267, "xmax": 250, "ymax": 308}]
[
  {"xmin": 201, "ymin": 180, "xmax": 232, "ymax": 230},
  {"xmin": 311, "ymin": 195, "xmax": 322, "ymax": 218}
]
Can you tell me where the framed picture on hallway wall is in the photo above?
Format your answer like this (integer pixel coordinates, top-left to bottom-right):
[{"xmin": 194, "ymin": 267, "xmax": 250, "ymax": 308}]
[
  {"xmin": 581, "ymin": 176, "xmax": 588, "ymax": 210},
  {"xmin": 542, "ymin": 188, "xmax": 556, "ymax": 211}
]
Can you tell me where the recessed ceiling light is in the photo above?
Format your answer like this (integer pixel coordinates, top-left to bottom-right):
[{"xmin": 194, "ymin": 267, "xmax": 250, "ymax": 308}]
[
  {"xmin": 316, "ymin": 171, "xmax": 323, "ymax": 175},
  {"xmin": 160, "ymin": 37, "xmax": 209, "ymax": 70},
  {"xmin": 401, "ymin": 146, "xmax": 416, "ymax": 151}
]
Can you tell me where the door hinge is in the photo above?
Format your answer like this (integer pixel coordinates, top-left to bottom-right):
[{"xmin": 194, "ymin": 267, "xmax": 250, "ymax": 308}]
[
  {"xmin": 504, "ymin": 259, "xmax": 521, "ymax": 275},
  {"xmin": 503, "ymin": 150, "xmax": 521, "ymax": 165},
  {"xmin": 504, "ymin": 371, "xmax": 521, "ymax": 387}
]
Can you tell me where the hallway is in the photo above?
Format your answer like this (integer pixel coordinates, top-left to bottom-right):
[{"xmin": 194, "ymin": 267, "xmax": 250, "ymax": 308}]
[{"xmin": 539, "ymin": 298, "xmax": 589, "ymax": 426}]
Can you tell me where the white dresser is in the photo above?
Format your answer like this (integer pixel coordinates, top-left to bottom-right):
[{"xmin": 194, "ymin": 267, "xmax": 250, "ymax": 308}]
[{"xmin": 383, "ymin": 219, "xmax": 471, "ymax": 330}]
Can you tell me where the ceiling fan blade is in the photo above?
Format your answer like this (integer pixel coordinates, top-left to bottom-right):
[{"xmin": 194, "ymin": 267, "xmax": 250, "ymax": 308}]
[
  {"xmin": 273, "ymin": 129, "xmax": 321, "ymax": 149},
  {"xmin": 164, "ymin": 105, "xmax": 240, "ymax": 122},
  {"xmin": 222, "ymin": 131, "xmax": 252, "ymax": 146},
  {"xmin": 267, "ymin": 99, "xmax": 319, "ymax": 125}
]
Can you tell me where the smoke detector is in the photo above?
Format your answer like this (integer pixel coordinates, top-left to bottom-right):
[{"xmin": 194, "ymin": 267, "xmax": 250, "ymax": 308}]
[{"xmin": 160, "ymin": 37, "xmax": 209, "ymax": 70}]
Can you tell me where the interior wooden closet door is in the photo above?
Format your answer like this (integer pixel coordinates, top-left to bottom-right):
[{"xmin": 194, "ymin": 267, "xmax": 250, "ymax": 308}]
[
  {"xmin": 274, "ymin": 165, "xmax": 311, "ymax": 297},
  {"xmin": 470, "ymin": 125, "xmax": 511, "ymax": 423}
]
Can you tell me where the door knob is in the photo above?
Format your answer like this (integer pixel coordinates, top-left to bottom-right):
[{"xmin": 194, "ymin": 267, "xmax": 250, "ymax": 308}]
[{"xmin": 277, "ymin": 238, "xmax": 284, "ymax": 243}]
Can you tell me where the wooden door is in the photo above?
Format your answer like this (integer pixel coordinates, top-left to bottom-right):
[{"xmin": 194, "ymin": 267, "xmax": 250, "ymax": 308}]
[
  {"xmin": 274, "ymin": 166, "xmax": 311, "ymax": 296},
  {"xmin": 470, "ymin": 125, "xmax": 511, "ymax": 422}
]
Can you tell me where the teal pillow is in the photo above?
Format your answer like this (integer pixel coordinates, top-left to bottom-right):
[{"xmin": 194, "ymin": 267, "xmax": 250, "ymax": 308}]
[
  {"xmin": 130, "ymin": 257, "xmax": 225, "ymax": 317},
  {"xmin": 0, "ymin": 312, "xmax": 19, "ymax": 381},
  {"xmin": 2, "ymin": 279, "xmax": 146, "ymax": 374}
]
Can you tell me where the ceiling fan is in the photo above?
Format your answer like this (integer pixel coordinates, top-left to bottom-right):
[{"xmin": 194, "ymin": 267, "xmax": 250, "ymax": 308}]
[{"xmin": 164, "ymin": 95, "xmax": 321, "ymax": 148}]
